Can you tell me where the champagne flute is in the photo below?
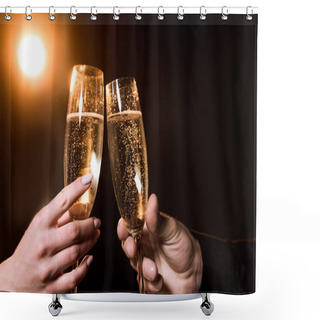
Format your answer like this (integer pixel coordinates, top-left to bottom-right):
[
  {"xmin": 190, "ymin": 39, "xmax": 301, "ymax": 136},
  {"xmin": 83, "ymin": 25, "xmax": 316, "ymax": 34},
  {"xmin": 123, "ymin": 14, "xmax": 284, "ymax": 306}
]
[
  {"xmin": 64, "ymin": 65, "xmax": 104, "ymax": 292},
  {"xmin": 106, "ymin": 77, "xmax": 148, "ymax": 293}
]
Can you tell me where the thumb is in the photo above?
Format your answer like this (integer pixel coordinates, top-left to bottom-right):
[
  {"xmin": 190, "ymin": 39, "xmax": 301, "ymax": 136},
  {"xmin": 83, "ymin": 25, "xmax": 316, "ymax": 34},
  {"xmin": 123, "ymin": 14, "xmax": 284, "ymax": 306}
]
[{"xmin": 146, "ymin": 194, "xmax": 179, "ymax": 244}]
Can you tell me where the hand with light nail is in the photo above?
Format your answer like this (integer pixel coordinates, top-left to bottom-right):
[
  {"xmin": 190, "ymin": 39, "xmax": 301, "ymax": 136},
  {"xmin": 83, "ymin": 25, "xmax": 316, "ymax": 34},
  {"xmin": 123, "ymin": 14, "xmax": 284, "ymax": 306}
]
[
  {"xmin": 117, "ymin": 194, "xmax": 203, "ymax": 293},
  {"xmin": 0, "ymin": 173, "xmax": 100, "ymax": 293}
]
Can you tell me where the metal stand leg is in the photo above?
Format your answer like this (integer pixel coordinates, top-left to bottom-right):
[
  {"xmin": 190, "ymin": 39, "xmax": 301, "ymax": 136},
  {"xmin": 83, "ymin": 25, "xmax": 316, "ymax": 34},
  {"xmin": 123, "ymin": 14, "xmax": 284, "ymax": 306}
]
[
  {"xmin": 200, "ymin": 293, "xmax": 214, "ymax": 316},
  {"xmin": 48, "ymin": 294, "xmax": 63, "ymax": 317}
]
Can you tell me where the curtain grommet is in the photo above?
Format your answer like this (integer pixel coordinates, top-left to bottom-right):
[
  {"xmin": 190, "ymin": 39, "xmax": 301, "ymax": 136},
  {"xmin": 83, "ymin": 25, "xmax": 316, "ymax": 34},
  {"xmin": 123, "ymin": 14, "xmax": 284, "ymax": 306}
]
[
  {"xmin": 5, "ymin": 6, "xmax": 12, "ymax": 21},
  {"xmin": 200, "ymin": 6, "xmax": 207, "ymax": 20},
  {"xmin": 135, "ymin": 6, "xmax": 142, "ymax": 20},
  {"xmin": 49, "ymin": 6, "xmax": 56, "ymax": 21},
  {"xmin": 177, "ymin": 6, "xmax": 184, "ymax": 20},
  {"xmin": 221, "ymin": 6, "xmax": 228, "ymax": 20},
  {"xmin": 70, "ymin": 6, "xmax": 77, "ymax": 21},
  {"xmin": 157, "ymin": 6, "xmax": 164, "ymax": 20},
  {"xmin": 90, "ymin": 6, "xmax": 97, "ymax": 21},
  {"xmin": 246, "ymin": 6, "xmax": 253, "ymax": 21},
  {"xmin": 25, "ymin": 6, "xmax": 32, "ymax": 21},
  {"xmin": 113, "ymin": 6, "xmax": 120, "ymax": 21}
]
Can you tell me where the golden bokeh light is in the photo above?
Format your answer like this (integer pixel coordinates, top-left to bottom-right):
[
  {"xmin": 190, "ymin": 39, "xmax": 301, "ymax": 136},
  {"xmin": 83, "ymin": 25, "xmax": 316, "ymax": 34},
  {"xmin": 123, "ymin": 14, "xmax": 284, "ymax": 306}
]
[{"xmin": 17, "ymin": 34, "xmax": 46, "ymax": 78}]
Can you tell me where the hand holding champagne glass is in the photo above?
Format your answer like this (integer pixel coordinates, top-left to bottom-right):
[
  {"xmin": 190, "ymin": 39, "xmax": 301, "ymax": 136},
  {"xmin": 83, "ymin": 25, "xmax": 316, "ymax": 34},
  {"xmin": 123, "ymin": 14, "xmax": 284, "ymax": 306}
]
[
  {"xmin": 106, "ymin": 77, "xmax": 148, "ymax": 292},
  {"xmin": 64, "ymin": 65, "xmax": 104, "ymax": 292}
]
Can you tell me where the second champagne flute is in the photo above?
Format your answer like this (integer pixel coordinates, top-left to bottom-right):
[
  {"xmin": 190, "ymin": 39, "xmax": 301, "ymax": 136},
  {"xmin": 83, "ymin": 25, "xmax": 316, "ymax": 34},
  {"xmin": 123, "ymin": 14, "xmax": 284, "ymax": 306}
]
[
  {"xmin": 64, "ymin": 65, "xmax": 104, "ymax": 292},
  {"xmin": 106, "ymin": 77, "xmax": 148, "ymax": 293}
]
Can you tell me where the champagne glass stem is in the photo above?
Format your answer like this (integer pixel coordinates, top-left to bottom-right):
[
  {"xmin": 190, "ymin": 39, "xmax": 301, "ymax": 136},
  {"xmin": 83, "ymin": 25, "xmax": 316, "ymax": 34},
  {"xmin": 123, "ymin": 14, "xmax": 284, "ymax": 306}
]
[
  {"xmin": 71, "ymin": 260, "xmax": 79, "ymax": 293},
  {"xmin": 135, "ymin": 237, "xmax": 145, "ymax": 293}
]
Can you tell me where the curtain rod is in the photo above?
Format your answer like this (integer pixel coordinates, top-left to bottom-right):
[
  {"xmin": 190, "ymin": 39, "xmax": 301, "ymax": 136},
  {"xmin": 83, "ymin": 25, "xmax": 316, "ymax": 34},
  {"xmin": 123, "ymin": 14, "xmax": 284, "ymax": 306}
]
[{"xmin": 0, "ymin": 6, "xmax": 258, "ymax": 15}]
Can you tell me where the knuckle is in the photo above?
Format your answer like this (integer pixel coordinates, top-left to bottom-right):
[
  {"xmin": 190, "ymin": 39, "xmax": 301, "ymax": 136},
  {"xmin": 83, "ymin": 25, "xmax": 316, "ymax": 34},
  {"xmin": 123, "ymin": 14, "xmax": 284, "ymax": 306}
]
[
  {"xmin": 70, "ymin": 245, "xmax": 80, "ymax": 261},
  {"xmin": 58, "ymin": 190, "xmax": 69, "ymax": 211},
  {"xmin": 38, "ymin": 263, "xmax": 51, "ymax": 284},
  {"xmin": 35, "ymin": 239, "xmax": 49, "ymax": 258},
  {"xmin": 69, "ymin": 222, "xmax": 80, "ymax": 241},
  {"xmin": 32, "ymin": 210, "xmax": 45, "ymax": 227}
]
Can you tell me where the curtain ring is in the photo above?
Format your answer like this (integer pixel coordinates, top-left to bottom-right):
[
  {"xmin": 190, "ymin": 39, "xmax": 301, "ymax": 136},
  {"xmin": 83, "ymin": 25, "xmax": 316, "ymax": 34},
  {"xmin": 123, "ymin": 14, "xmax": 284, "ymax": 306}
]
[
  {"xmin": 135, "ymin": 6, "xmax": 142, "ymax": 20},
  {"xmin": 90, "ymin": 6, "xmax": 97, "ymax": 21},
  {"xmin": 113, "ymin": 6, "xmax": 120, "ymax": 20},
  {"xmin": 70, "ymin": 6, "xmax": 77, "ymax": 20},
  {"xmin": 5, "ymin": 6, "xmax": 12, "ymax": 21},
  {"xmin": 25, "ymin": 6, "xmax": 32, "ymax": 21},
  {"xmin": 177, "ymin": 6, "xmax": 184, "ymax": 20},
  {"xmin": 49, "ymin": 6, "xmax": 56, "ymax": 21},
  {"xmin": 200, "ymin": 6, "xmax": 207, "ymax": 20},
  {"xmin": 157, "ymin": 6, "xmax": 164, "ymax": 20},
  {"xmin": 221, "ymin": 6, "xmax": 228, "ymax": 20},
  {"xmin": 246, "ymin": 6, "xmax": 253, "ymax": 21}
]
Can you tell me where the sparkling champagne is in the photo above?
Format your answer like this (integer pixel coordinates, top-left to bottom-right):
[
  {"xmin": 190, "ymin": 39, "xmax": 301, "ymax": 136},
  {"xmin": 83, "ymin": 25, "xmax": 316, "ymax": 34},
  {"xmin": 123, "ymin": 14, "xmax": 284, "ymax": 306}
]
[
  {"xmin": 107, "ymin": 110, "xmax": 148, "ymax": 238},
  {"xmin": 64, "ymin": 112, "xmax": 104, "ymax": 220}
]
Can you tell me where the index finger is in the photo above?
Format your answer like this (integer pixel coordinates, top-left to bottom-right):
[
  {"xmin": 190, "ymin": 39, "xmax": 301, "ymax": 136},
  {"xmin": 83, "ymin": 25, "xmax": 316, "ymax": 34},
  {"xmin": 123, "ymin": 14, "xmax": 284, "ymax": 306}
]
[{"xmin": 44, "ymin": 173, "xmax": 93, "ymax": 226}]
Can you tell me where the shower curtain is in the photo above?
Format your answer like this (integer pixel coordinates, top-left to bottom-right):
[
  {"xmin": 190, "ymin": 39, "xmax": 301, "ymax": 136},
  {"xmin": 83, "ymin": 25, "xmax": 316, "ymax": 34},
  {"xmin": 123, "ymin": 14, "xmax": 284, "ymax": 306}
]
[{"xmin": 0, "ymin": 10, "xmax": 257, "ymax": 295}]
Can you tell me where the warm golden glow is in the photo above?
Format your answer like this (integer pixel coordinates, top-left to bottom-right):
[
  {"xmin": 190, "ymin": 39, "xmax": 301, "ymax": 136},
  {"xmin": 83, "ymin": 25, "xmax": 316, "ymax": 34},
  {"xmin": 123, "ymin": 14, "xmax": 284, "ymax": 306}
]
[{"xmin": 18, "ymin": 34, "xmax": 46, "ymax": 78}]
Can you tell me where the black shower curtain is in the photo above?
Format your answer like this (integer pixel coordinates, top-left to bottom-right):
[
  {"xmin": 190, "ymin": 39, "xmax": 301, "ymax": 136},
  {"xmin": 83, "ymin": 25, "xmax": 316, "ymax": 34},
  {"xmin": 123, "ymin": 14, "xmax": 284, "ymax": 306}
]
[{"xmin": 0, "ymin": 13, "xmax": 257, "ymax": 294}]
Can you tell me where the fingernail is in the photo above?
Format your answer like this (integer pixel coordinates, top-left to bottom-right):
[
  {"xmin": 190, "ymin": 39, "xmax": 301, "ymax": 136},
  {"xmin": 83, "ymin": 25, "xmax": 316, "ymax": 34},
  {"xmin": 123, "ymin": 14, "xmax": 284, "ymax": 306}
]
[
  {"xmin": 94, "ymin": 218, "xmax": 101, "ymax": 229},
  {"xmin": 86, "ymin": 255, "xmax": 93, "ymax": 267},
  {"xmin": 81, "ymin": 173, "xmax": 93, "ymax": 185}
]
